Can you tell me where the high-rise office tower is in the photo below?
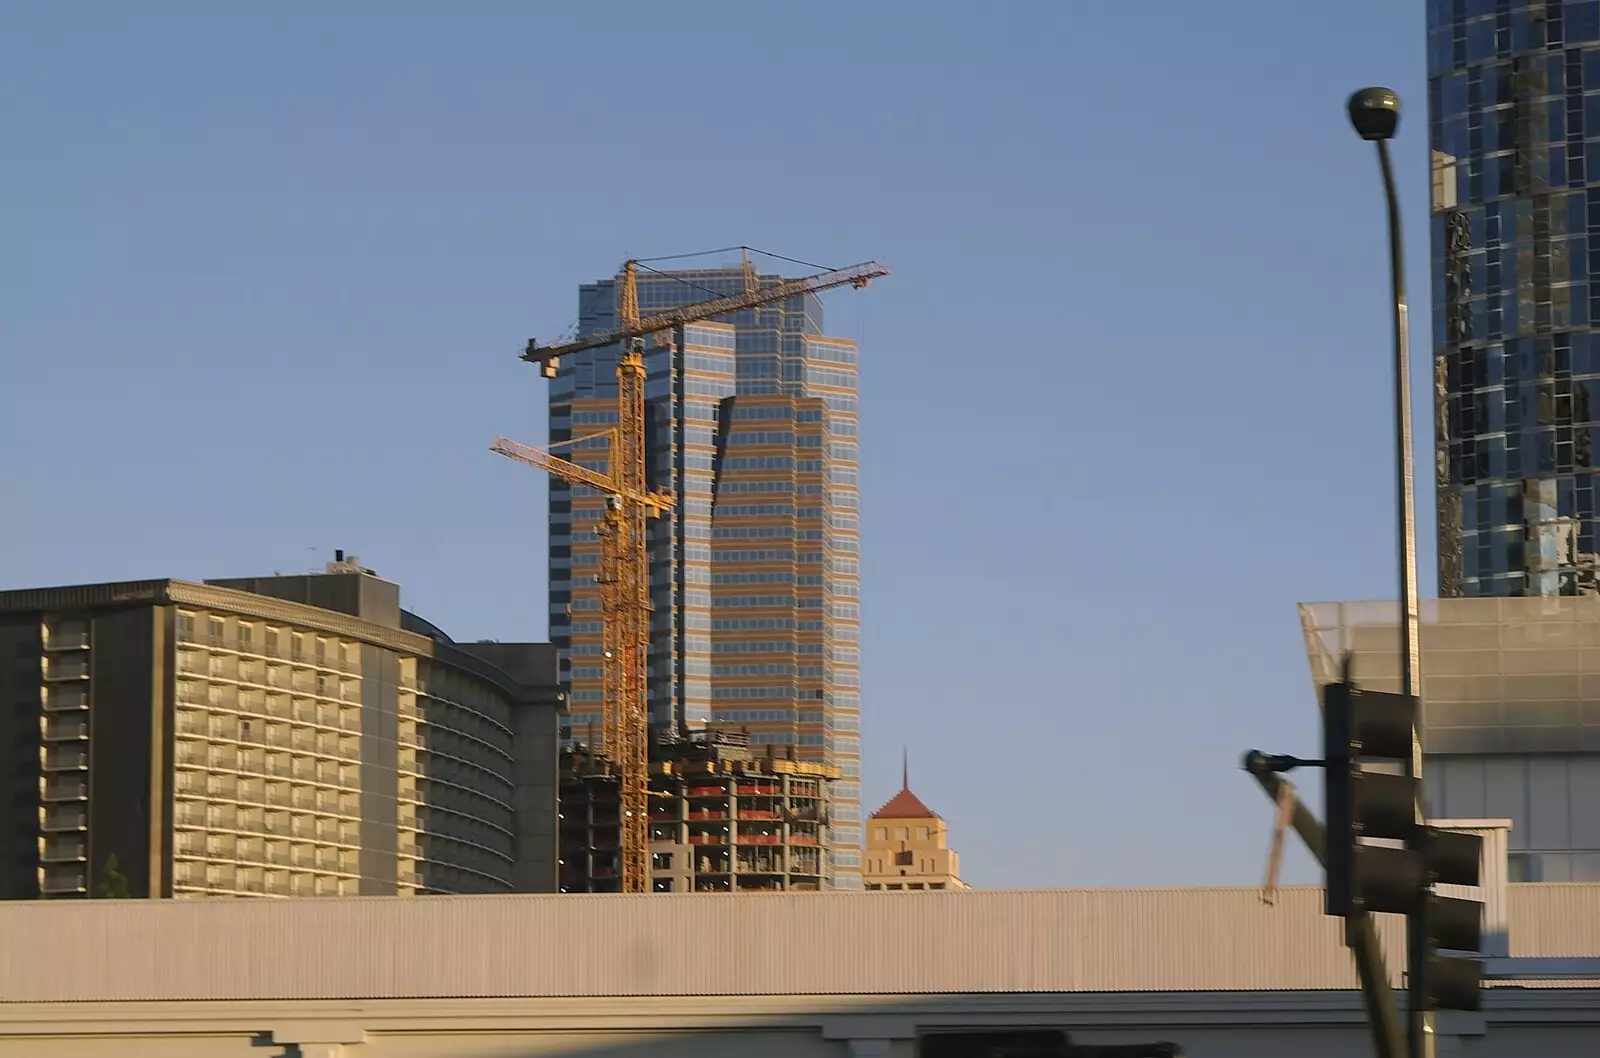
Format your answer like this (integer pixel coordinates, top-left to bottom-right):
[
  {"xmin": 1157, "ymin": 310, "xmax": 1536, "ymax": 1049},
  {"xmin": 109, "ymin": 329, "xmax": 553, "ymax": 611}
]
[
  {"xmin": 547, "ymin": 265, "xmax": 864, "ymax": 887},
  {"xmin": 1428, "ymin": 3, "xmax": 1600, "ymax": 597}
]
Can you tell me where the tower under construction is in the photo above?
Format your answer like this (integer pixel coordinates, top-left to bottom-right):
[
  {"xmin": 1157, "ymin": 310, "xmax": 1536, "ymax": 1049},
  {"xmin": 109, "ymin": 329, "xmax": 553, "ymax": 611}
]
[{"xmin": 559, "ymin": 729, "xmax": 838, "ymax": 892}]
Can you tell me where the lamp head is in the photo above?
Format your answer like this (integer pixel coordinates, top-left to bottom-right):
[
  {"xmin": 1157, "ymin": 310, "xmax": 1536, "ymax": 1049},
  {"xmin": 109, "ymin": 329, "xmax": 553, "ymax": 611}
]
[{"xmin": 1348, "ymin": 87, "xmax": 1400, "ymax": 141}]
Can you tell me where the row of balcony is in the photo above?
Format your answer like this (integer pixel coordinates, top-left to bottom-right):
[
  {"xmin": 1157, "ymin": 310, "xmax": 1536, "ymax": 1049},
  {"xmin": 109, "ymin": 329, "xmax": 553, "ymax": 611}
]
[
  {"xmin": 177, "ymin": 671, "xmax": 364, "ymax": 709},
  {"xmin": 175, "ymin": 747, "xmax": 357, "ymax": 787},
  {"xmin": 571, "ymin": 860, "xmax": 823, "ymax": 879},
  {"xmin": 177, "ymin": 687, "xmax": 362, "ymax": 728},
  {"xmin": 684, "ymin": 783, "xmax": 818, "ymax": 797},
  {"xmin": 180, "ymin": 630, "xmax": 365, "ymax": 675},
  {"xmin": 176, "ymin": 843, "xmax": 353, "ymax": 872},
  {"xmin": 165, "ymin": 793, "xmax": 510, "ymax": 866},
  {"xmin": 177, "ymin": 777, "xmax": 354, "ymax": 814}
]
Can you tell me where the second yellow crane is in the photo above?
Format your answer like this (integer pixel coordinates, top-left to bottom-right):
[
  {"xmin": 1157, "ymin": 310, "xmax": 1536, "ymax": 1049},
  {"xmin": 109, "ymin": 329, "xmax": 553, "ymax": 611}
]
[{"xmin": 497, "ymin": 249, "xmax": 888, "ymax": 893}]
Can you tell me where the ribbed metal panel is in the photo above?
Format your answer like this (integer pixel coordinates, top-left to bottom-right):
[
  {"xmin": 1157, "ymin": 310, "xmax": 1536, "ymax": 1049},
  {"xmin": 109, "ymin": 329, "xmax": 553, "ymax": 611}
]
[
  {"xmin": 1509, "ymin": 884, "xmax": 1600, "ymax": 955},
  {"xmin": 4, "ymin": 885, "xmax": 1545, "ymax": 1004}
]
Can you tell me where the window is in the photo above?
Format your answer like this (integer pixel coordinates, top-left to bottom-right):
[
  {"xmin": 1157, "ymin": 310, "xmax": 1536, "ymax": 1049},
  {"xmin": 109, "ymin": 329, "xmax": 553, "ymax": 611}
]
[
  {"xmin": 917, "ymin": 826, "xmax": 931, "ymax": 840},
  {"xmin": 894, "ymin": 826, "xmax": 908, "ymax": 840},
  {"xmin": 895, "ymin": 850, "xmax": 913, "ymax": 866}
]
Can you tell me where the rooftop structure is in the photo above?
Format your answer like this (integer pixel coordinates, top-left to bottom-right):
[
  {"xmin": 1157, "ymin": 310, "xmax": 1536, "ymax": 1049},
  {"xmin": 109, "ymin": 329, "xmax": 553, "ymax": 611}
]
[
  {"xmin": 1300, "ymin": 597, "xmax": 1600, "ymax": 882},
  {"xmin": 1299, "ymin": 597, "xmax": 1600, "ymax": 755}
]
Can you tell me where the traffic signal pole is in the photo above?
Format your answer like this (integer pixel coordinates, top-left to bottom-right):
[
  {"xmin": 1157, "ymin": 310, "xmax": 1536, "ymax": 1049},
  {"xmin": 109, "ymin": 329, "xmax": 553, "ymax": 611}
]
[
  {"xmin": 1347, "ymin": 86, "xmax": 1435, "ymax": 1058},
  {"xmin": 1372, "ymin": 111, "xmax": 1434, "ymax": 1058},
  {"xmin": 1244, "ymin": 753, "xmax": 1406, "ymax": 1058}
]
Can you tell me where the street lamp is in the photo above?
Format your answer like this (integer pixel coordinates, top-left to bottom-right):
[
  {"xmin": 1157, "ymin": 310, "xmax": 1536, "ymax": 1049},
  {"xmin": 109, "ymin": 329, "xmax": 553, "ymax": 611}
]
[{"xmin": 1347, "ymin": 85, "xmax": 1432, "ymax": 1058}]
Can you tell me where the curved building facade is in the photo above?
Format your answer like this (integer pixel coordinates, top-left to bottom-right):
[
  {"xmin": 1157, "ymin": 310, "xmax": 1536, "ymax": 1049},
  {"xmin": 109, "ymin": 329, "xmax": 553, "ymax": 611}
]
[
  {"xmin": 1429, "ymin": 2, "xmax": 1600, "ymax": 596},
  {"xmin": 0, "ymin": 566, "xmax": 562, "ymax": 900}
]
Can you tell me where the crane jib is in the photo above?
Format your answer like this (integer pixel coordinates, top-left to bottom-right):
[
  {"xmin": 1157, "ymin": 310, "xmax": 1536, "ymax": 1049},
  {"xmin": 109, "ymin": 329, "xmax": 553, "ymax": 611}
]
[{"xmin": 521, "ymin": 260, "xmax": 889, "ymax": 364}]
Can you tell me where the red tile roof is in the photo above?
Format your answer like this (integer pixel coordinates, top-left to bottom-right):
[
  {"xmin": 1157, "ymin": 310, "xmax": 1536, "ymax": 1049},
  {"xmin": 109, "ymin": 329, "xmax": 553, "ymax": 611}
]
[{"xmin": 869, "ymin": 786, "xmax": 940, "ymax": 820}]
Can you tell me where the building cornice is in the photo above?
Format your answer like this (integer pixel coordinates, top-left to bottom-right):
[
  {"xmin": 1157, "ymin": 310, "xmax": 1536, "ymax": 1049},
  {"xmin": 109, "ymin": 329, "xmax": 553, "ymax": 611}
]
[{"xmin": 0, "ymin": 579, "xmax": 548, "ymax": 704}]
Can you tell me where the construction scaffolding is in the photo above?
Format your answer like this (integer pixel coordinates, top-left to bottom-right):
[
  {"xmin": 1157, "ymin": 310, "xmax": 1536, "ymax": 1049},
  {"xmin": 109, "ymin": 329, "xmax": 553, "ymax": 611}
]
[{"xmin": 559, "ymin": 728, "xmax": 839, "ymax": 894}]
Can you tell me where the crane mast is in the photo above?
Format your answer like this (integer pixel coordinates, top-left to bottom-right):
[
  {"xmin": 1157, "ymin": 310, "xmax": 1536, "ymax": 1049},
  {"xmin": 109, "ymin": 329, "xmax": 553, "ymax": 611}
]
[{"xmin": 500, "ymin": 249, "xmax": 888, "ymax": 894}]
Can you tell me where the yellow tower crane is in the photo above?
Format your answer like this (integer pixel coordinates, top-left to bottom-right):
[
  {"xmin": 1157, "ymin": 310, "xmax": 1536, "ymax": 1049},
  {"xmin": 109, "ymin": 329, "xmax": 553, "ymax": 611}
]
[{"xmin": 495, "ymin": 249, "xmax": 888, "ymax": 894}]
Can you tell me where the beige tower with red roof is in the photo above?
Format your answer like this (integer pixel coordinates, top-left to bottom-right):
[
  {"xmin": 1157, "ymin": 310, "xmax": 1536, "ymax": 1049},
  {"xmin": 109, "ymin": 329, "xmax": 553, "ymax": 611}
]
[{"xmin": 861, "ymin": 751, "xmax": 967, "ymax": 891}]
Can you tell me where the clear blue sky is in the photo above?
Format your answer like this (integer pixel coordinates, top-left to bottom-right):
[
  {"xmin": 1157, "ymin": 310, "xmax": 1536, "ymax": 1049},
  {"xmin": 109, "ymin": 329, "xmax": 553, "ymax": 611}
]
[{"xmin": 2, "ymin": 1, "xmax": 1431, "ymax": 888}]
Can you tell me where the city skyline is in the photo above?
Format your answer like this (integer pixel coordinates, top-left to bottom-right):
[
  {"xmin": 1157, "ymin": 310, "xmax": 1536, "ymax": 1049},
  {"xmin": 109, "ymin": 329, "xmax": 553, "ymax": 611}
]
[{"xmin": 4, "ymin": 1, "xmax": 1436, "ymax": 890}]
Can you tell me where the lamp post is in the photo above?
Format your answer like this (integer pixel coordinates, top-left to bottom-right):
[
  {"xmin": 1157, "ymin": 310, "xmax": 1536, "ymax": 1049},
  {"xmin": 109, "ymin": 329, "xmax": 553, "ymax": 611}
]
[{"xmin": 1347, "ymin": 85, "xmax": 1431, "ymax": 1058}]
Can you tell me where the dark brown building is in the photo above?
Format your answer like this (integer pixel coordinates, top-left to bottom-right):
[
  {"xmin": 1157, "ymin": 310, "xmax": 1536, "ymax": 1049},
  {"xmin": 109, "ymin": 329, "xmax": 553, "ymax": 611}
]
[{"xmin": 1, "ymin": 561, "xmax": 563, "ymax": 900}]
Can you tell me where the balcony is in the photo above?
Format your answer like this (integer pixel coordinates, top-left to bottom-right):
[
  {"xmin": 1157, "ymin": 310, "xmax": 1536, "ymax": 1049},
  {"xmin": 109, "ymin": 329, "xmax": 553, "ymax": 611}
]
[
  {"xmin": 174, "ymin": 806, "xmax": 205, "ymax": 827},
  {"xmin": 42, "ymin": 744, "xmax": 87, "ymax": 772},
  {"xmin": 43, "ymin": 688, "xmax": 88, "ymax": 712},
  {"xmin": 42, "ymin": 715, "xmax": 88, "ymax": 741},
  {"xmin": 41, "ymin": 804, "xmax": 87, "ymax": 832},
  {"xmin": 43, "ymin": 630, "xmax": 89, "ymax": 651},
  {"xmin": 43, "ymin": 657, "xmax": 89, "ymax": 681},
  {"xmin": 42, "ymin": 778, "xmax": 88, "ymax": 802},
  {"xmin": 40, "ymin": 869, "xmax": 87, "ymax": 896}
]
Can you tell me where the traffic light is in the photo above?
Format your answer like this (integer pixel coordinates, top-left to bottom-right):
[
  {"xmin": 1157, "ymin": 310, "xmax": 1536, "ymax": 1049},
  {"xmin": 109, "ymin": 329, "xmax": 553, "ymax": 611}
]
[{"xmin": 1321, "ymin": 680, "xmax": 1486, "ymax": 1012}]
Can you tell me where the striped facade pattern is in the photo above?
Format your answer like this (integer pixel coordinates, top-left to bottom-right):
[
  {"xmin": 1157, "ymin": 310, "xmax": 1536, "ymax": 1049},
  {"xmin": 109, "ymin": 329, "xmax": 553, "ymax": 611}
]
[
  {"xmin": 2, "ymin": 579, "xmax": 553, "ymax": 902},
  {"xmin": 548, "ymin": 266, "xmax": 864, "ymax": 887},
  {"xmin": 4, "ymin": 885, "xmax": 1598, "ymax": 1003}
]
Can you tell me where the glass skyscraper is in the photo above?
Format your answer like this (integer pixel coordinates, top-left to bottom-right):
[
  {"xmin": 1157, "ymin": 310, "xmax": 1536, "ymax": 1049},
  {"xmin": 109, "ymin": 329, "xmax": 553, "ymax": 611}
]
[
  {"xmin": 1428, "ymin": 1, "xmax": 1600, "ymax": 596},
  {"xmin": 546, "ymin": 266, "xmax": 864, "ymax": 887}
]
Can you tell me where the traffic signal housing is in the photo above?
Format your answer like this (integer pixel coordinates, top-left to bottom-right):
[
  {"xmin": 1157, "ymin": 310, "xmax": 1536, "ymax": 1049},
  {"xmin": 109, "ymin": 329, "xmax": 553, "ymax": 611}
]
[{"xmin": 1321, "ymin": 681, "xmax": 1487, "ymax": 1011}]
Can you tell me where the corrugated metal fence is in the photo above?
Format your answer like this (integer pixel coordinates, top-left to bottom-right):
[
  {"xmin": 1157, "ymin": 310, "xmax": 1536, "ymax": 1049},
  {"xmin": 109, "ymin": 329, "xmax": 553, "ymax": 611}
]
[{"xmin": 2, "ymin": 885, "xmax": 1595, "ymax": 1003}]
